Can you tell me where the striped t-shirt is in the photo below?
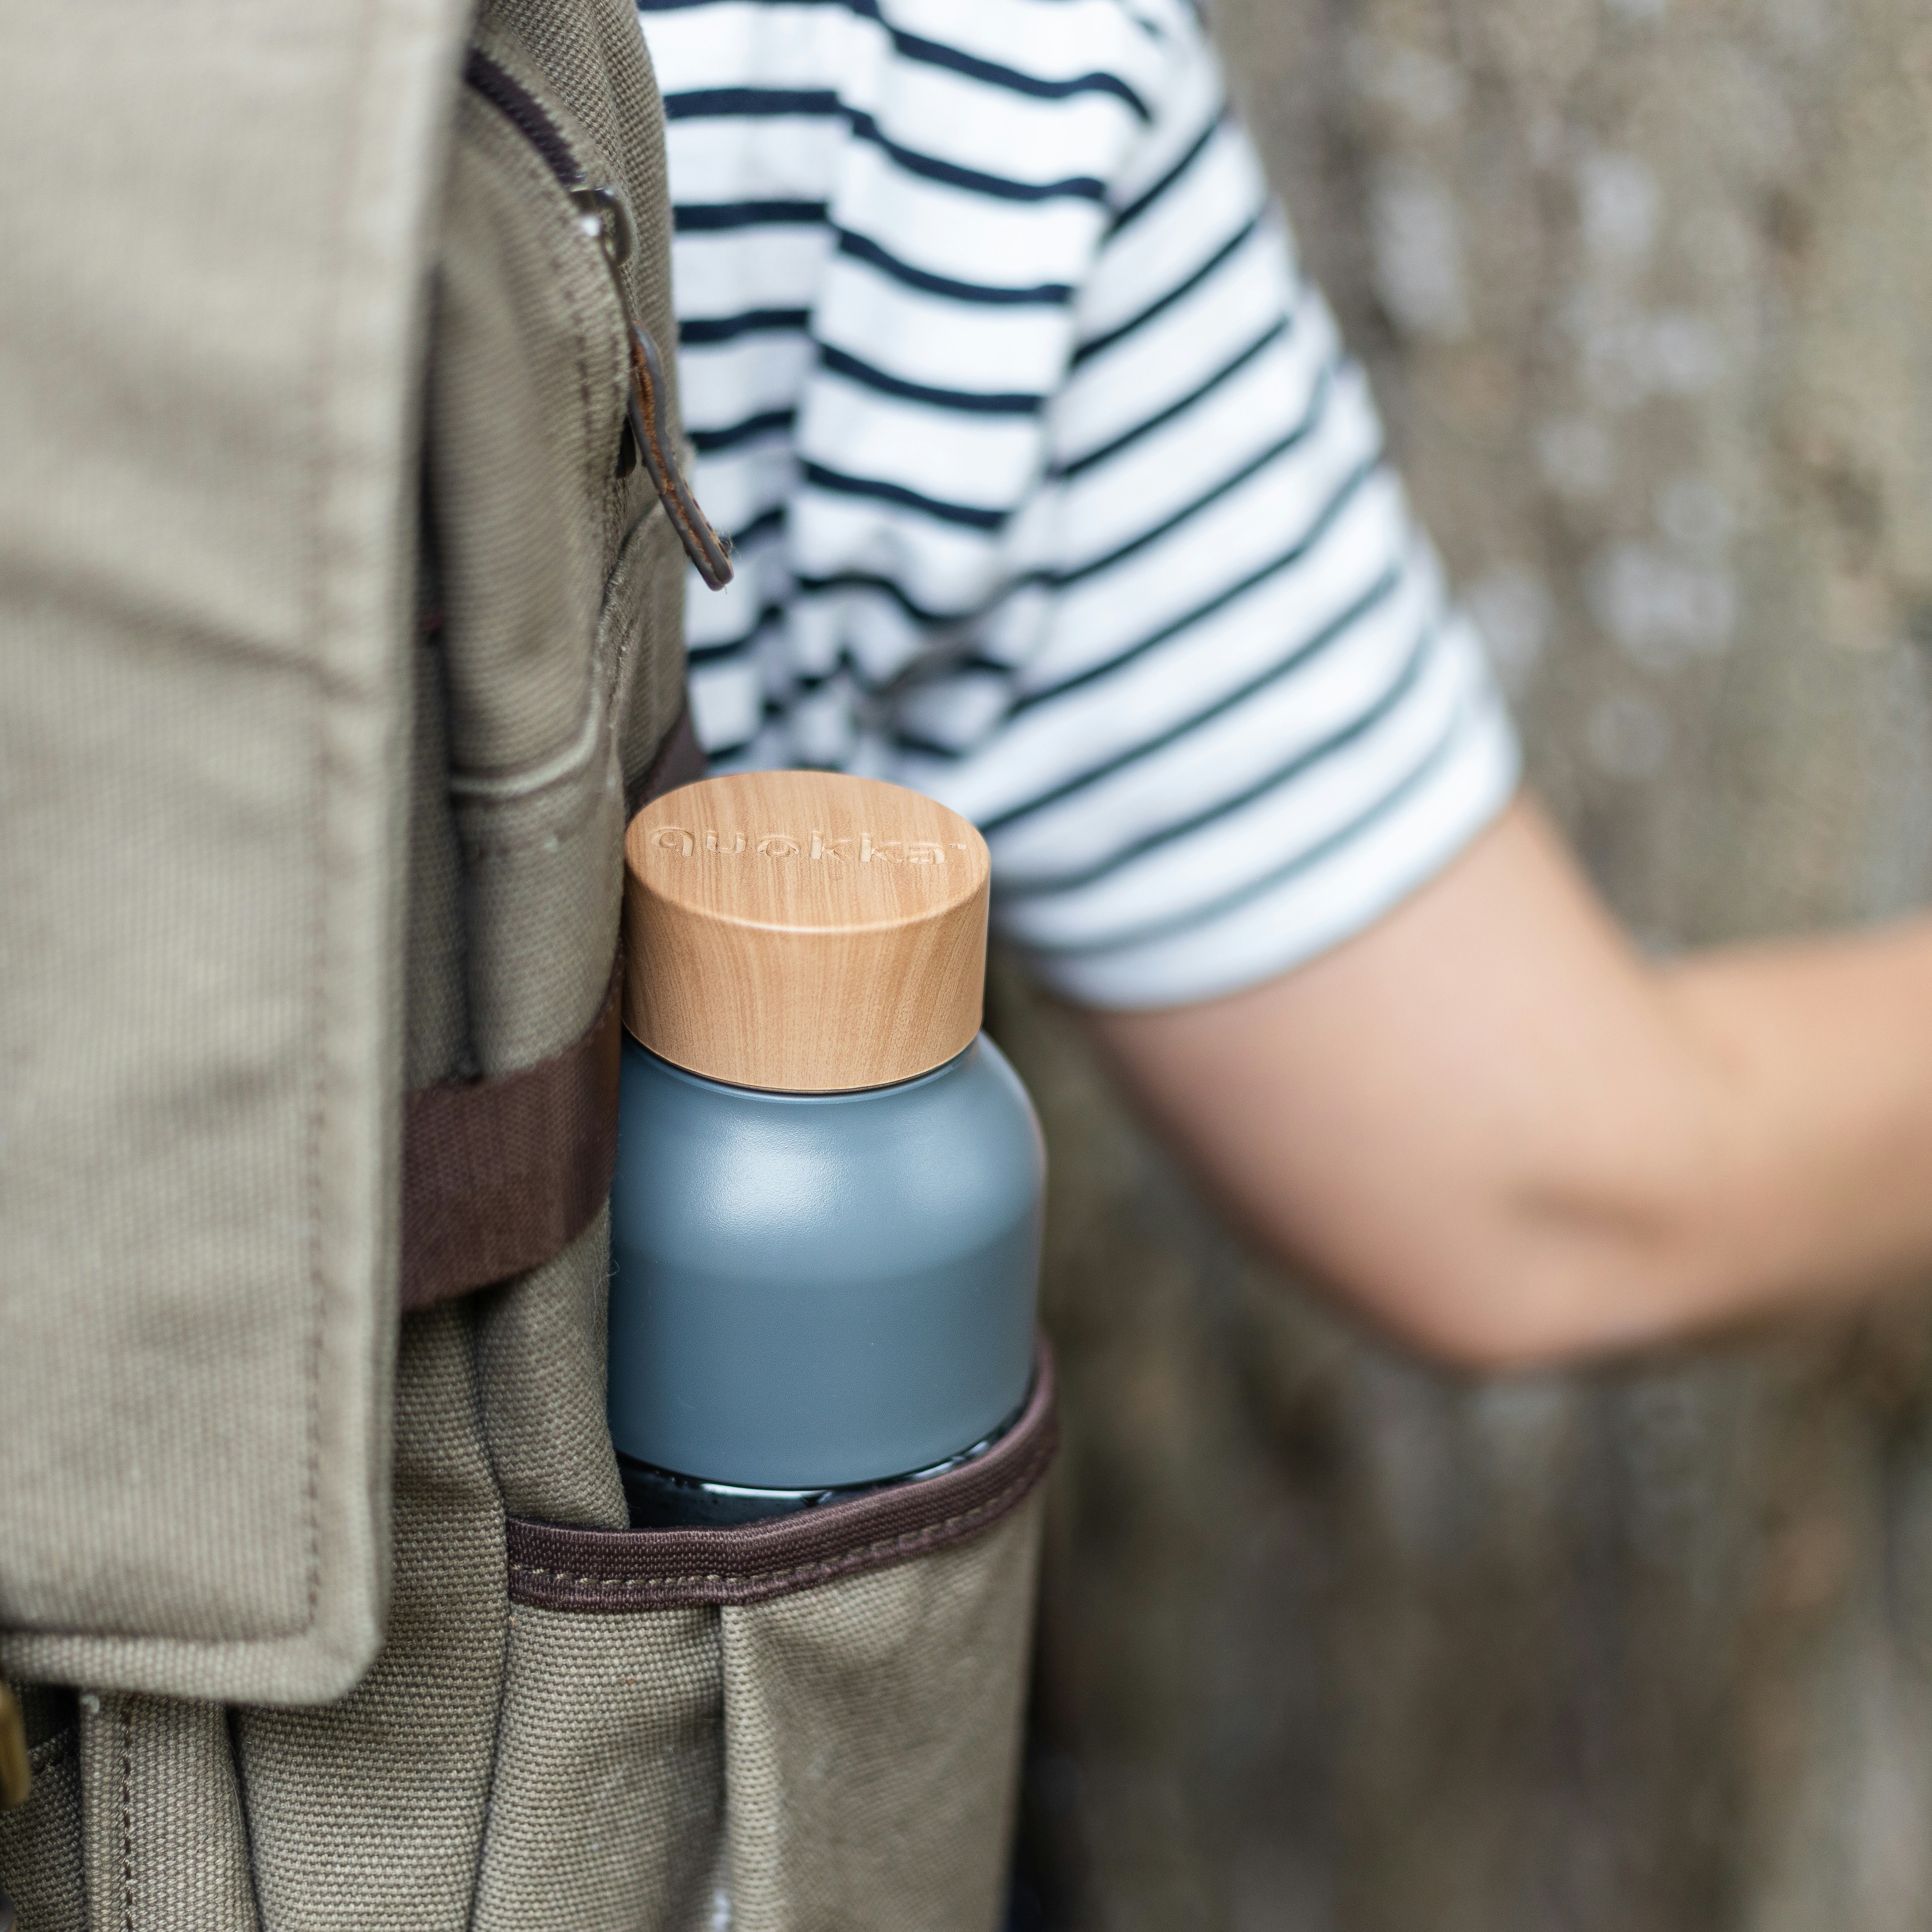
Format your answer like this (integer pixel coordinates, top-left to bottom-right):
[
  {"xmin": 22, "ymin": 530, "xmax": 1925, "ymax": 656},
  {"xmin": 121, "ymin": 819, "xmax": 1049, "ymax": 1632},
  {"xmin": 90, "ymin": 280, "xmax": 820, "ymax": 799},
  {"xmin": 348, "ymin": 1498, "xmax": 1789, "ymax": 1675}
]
[{"xmin": 640, "ymin": 0, "xmax": 1520, "ymax": 1009}]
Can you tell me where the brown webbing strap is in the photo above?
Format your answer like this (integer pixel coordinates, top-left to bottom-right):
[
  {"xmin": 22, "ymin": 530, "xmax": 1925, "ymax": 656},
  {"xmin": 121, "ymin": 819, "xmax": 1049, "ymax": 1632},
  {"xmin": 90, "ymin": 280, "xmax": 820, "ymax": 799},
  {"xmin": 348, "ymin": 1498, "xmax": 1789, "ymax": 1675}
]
[
  {"xmin": 400, "ymin": 961, "xmax": 623, "ymax": 1310},
  {"xmin": 400, "ymin": 708, "xmax": 705, "ymax": 1310}
]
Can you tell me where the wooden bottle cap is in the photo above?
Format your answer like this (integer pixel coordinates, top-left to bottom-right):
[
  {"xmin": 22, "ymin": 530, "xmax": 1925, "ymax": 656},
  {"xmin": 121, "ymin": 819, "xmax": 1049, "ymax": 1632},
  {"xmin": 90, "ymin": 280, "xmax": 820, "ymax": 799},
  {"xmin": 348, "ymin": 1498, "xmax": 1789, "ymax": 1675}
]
[{"xmin": 623, "ymin": 771, "xmax": 991, "ymax": 1092}]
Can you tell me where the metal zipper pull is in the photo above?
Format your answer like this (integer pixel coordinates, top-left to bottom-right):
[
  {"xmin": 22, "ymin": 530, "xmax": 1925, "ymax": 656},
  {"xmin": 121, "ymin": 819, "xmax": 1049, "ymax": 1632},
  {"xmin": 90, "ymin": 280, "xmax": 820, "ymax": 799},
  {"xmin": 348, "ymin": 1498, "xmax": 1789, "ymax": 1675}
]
[{"xmin": 572, "ymin": 186, "xmax": 734, "ymax": 591}]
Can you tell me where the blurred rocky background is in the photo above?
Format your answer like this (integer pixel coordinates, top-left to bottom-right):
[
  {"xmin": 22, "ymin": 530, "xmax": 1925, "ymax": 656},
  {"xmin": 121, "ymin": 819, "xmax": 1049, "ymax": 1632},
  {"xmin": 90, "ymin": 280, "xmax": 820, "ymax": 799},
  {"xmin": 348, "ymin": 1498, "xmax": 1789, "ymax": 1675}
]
[{"xmin": 989, "ymin": 0, "xmax": 1932, "ymax": 1926}]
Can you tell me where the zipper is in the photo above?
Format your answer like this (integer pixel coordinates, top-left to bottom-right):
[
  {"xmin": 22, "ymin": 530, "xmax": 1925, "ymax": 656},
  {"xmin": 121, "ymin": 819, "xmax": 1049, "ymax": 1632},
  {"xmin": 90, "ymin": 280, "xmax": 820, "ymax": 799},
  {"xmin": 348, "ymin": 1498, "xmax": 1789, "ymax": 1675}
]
[{"xmin": 463, "ymin": 47, "xmax": 734, "ymax": 590}]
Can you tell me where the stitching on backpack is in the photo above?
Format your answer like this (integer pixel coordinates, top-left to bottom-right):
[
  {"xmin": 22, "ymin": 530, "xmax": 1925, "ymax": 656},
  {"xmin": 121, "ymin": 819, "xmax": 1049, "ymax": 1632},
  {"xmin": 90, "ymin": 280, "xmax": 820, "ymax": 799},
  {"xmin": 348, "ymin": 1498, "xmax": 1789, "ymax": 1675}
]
[
  {"xmin": 119, "ymin": 1700, "xmax": 134, "ymax": 1932},
  {"xmin": 291, "ymin": 0, "xmax": 385, "ymax": 1654},
  {"xmin": 298, "ymin": 699, "xmax": 325, "ymax": 1639}
]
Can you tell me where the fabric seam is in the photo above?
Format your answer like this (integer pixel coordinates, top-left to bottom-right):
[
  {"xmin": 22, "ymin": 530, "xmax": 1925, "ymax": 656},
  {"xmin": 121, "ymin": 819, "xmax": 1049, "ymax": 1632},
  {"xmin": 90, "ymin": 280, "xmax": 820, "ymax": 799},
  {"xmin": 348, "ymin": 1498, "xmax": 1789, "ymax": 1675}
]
[{"xmin": 118, "ymin": 1700, "xmax": 133, "ymax": 1932}]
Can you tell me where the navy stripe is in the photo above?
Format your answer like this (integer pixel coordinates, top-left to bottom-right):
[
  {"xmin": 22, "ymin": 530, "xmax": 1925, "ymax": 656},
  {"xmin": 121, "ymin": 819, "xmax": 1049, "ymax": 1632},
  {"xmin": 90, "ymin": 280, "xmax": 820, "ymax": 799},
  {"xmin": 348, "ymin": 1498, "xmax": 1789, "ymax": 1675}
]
[
  {"xmin": 1009, "ymin": 446, "xmax": 1379, "ymax": 715},
  {"xmin": 674, "ymin": 199, "xmax": 828, "ymax": 232},
  {"xmin": 1072, "ymin": 210, "xmax": 1263, "ymax": 366},
  {"xmin": 697, "ymin": 640, "xmax": 976, "ymax": 721},
  {"xmin": 818, "ymin": 343, "xmax": 1042, "ymax": 416},
  {"xmin": 641, "ymin": 0, "xmax": 878, "ymax": 10},
  {"xmin": 836, "ymin": 229, "xmax": 1073, "ymax": 306},
  {"xmin": 638, "ymin": 0, "xmax": 871, "ymax": 13},
  {"xmin": 690, "ymin": 406, "xmax": 797, "ymax": 454},
  {"xmin": 688, "ymin": 600, "xmax": 786, "ymax": 660},
  {"xmin": 785, "ymin": 656, "xmax": 857, "ymax": 695},
  {"xmin": 693, "ymin": 633, "xmax": 883, "ymax": 707},
  {"xmin": 679, "ymin": 307, "xmax": 811, "ymax": 346},
  {"xmin": 664, "ymin": 86, "xmax": 841, "ymax": 119},
  {"xmin": 1109, "ymin": 107, "xmax": 1224, "ymax": 231},
  {"xmin": 668, "ymin": 96, "xmax": 1115, "ymax": 206},
  {"xmin": 1059, "ymin": 316, "xmax": 1287, "ymax": 479},
  {"xmin": 645, "ymin": 0, "xmax": 827, "ymax": 10},
  {"xmin": 819, "ymin": 357, "xmax": 1345, "ymax": 687},
  {"xmin": 724, "ymin": 502, "xmax": 787, "ymax": 551},
  {"xmin": 1023, "ymin": 699, "xmax": 1470, "ymax": 954},
  {"xmin": 1051, "ymin": 358, "xmax": 1342, "ymax": 593},
  {"xmin": 643, "ymin": 0, "xmax": 1151, "ymax": 122},
  {"xmin": 997, "ymin": 618, "xmax": 1435, "ymax": 894},
  {"xmin": 885, "ymin": 28, "xmax": 1151, "ymax": 119},
  {"xmin": 801, "ymin": 461, "xmax": 1007, "ymax": 530},
  {"xmin": 640, "ymin": 0, "xmax": 866, "ymax": 10},
  {"xmin": 790, "ymin": 568, "xmax": 988, "ymax": 630},
  {"xmin": 946, "ymin": 564, "xmax": 1405, "ymax": 830},
  {"xmin": 846, "ymin": 107, "xmax": 1108, "ymax": 204}
]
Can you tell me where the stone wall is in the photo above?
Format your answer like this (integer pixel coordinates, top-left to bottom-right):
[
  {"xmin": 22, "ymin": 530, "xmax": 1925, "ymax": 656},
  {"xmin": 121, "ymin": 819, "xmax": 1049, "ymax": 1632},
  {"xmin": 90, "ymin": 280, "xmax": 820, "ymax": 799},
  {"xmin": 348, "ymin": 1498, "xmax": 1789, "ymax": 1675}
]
[{"xmin": 993, "ymin": 2, "xmax": 1932, "ymax": 1926}]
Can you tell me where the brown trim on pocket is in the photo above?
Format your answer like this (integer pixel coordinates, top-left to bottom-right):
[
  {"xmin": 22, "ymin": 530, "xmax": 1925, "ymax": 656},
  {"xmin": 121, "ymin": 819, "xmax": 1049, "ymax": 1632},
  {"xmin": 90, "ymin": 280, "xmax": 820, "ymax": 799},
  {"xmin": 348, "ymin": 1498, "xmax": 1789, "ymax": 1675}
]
[{"xmin": 508, "ymin": 1342, "xmax": 1057, "ymax": 1610}]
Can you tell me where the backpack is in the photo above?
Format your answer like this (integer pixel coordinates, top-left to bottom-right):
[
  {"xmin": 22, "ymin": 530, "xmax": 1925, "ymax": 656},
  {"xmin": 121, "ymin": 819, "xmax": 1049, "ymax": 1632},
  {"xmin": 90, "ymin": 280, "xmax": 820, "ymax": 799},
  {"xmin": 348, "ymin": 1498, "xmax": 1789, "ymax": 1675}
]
[{"xmin": 0, "ymin": 2, "xmax": 1050, "ymax": 1924}]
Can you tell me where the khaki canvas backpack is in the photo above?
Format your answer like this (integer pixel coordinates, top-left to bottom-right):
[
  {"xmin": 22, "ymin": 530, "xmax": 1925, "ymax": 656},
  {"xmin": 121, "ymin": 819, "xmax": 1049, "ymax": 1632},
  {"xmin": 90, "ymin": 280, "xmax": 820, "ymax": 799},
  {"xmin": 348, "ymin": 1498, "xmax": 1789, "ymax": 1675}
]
[{"xmin": 0, "ymin": 1, "xmax": 1052, "ymax": 1925}]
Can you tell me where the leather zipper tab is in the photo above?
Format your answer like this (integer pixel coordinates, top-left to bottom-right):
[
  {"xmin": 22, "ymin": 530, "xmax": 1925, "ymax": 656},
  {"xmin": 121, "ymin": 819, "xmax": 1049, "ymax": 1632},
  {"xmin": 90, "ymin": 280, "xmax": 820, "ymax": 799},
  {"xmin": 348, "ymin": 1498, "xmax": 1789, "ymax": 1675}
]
[
  {"xmin": 624, "ymin": 317, "xmax": 734, "ymax": 591},
  {"xmin": 465, "ymin": 47, "xmax": 734, "ymax": 589},
  {"xmin": 569, "ymin": 184, "xmax": 733, "ymax": 590}
]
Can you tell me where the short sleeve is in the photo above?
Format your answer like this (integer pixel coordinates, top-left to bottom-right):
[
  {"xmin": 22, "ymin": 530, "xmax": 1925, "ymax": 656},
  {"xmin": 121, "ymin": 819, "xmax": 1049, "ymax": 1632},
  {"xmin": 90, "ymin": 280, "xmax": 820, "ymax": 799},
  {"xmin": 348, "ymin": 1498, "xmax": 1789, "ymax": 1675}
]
[{"xmin": 652, "ymin": 0, "xmax": 1521, "ymax": 1010}]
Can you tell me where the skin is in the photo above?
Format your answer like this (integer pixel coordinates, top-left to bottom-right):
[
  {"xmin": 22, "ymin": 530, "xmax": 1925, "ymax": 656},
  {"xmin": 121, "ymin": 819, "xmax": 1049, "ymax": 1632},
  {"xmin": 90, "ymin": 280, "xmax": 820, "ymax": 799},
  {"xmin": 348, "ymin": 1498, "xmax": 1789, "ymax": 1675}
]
[{"xmin": 1082, "ymin": 793, "xmax": 1932, "ymax": 1372}]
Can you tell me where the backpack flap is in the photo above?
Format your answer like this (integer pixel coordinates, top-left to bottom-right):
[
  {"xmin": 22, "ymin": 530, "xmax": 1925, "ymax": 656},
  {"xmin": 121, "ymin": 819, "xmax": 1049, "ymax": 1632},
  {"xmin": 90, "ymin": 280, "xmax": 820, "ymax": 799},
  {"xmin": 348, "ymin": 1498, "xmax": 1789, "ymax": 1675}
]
[{"xmin": 0, "ymin": 0, "xmax": 474, "ymax": 1703}]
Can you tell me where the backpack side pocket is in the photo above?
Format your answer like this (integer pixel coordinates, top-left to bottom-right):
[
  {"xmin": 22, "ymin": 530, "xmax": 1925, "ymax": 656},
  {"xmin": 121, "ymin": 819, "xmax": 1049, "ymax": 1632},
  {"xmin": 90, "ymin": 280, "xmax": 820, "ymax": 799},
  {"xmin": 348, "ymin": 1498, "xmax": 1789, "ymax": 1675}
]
[{"xmin": 476, "ymin": 1350, "xmax": 1057, "ymax": 1932}]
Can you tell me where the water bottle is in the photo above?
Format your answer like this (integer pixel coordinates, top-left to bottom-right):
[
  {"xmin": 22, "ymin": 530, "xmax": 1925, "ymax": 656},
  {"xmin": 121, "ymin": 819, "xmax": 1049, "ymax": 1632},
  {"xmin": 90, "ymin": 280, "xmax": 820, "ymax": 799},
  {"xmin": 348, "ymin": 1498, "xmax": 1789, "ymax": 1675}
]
[{"xmin": 607, "ymin": 769, "xmax": 1044, "ymax": 1527}]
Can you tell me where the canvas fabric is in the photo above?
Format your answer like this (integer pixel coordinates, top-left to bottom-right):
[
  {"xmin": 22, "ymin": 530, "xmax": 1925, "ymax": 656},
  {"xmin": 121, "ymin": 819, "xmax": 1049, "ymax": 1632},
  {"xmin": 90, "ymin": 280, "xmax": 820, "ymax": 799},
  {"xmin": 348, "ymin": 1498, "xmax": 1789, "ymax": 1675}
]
[
  {"xmin": 0, "ymin": 0, "xmax": 470, "ymax": 1709},
  {"xmin": 0, "ymin": 0, "xmax": 1050, "ymax": 1923}
]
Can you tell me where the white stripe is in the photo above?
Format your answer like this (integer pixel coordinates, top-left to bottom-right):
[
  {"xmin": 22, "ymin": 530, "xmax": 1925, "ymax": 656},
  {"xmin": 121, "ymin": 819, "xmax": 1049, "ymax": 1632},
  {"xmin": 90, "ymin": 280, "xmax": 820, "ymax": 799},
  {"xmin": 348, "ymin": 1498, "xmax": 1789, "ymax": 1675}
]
[
  {"xmin": 857, "ymin": 64, "xmax": 1145, "ymax": 187},
  {"xmin": 679, "ymin": 442, "xmax": 796, "ymax": 542},
  {"xmin": 803, "ymin": 388, "xmax": 1043, "ymax": 506},
  {"xmin": 672, "ymin": 225, "xmax": 831, "ymax": 325},
  {"xmin": 685, "ymin": 533, "xmax": 790, "ymax": 651},
  {"xmin": 829, "ymin": 144, "xmax": 1111, "ymax": 287},
  {"xmin": 642, "ymin": 4, "xmax": 865, "ymax": 95},
  {"xmin": 680, "ymin": 332, "xmax": 815, "ymax": 437},
  {"xmin": 689, "ymin": 656, "xmax": 767, "ymax": 750},
  {"xmin": 663, "ymin": 114, "xmax": 846, "ymax": 204},
  {"xmin": 810, "ymin": 268, "xmax": 1077, "ymax": 391}
]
